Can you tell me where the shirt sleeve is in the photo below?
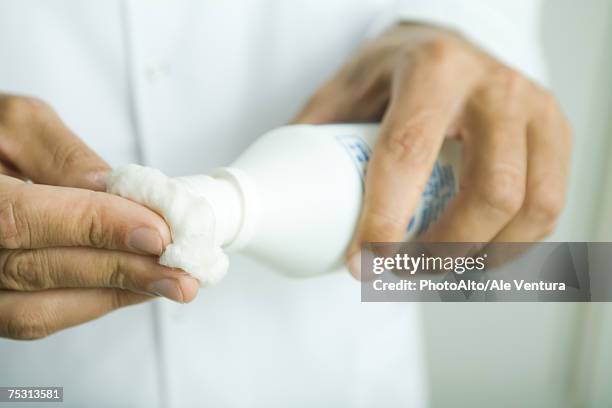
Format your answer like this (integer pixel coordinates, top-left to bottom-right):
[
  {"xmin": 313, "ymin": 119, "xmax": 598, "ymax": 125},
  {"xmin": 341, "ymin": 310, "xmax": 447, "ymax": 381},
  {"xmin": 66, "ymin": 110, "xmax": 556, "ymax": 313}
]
[{"xmin": 367, "ymin": 0, "xmax": 547, "ymax": 85}]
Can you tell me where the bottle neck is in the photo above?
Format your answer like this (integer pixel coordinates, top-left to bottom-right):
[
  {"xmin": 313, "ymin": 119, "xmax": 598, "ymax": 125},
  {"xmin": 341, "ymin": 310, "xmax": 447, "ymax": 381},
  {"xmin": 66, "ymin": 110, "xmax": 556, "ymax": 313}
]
[{"xmin": 176, "ymin": 167, "xmax": 254, "ymax": 250}]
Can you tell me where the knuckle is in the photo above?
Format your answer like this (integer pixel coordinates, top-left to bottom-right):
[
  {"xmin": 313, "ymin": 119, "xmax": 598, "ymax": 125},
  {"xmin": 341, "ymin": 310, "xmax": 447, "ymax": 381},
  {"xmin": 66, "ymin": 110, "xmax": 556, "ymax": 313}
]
[
  {"xmin": 107, "ymin": 256, "xmax": 128, "ymax": 289},
  {"xmin": 0, "ymin": 250, "xmax": 41, "ymax": 290},
  {"xmin": 418, "ymin": 38, "xmax": 461, "ymax": 66},
  {"xmin": 84, "ymin": 193, "xmax": 110, "ymax": 248},
  {"xmin": 51, "ymin": 139, "xmax": 88, "ymax": 173},
  {"xmin": 383, "ymin": 115, "xmax": 437, "ymax": 165},
  {"xmin": 501, "ymin": 68, "xmax": 527, "ymax": 95},
  {"xmin": 0, "ymin": 186, "xmax": 29, "ymax": 249},
  {"xmin": 477, "ymin": 167, "xmax": 525, "ymax": 216},
  {"xmin": 0, "ymin": 197, "xmax": 20, "ymax": 248},
  {"xmin": 473, "ymin": 67, "xmax": 527, "ymax": 117},
  {"xmin": 108, "ymin": 289, "xmax": 133, "ymax": 310},
  {"xmin": 493, "ymin": 66, "xmax": 527, "ymax": 96},
  {"xmin": 4, "ymin": 308, "xmax": 53, "ymax": 340},
  {"xmin": 524, "ymin": 183, "xmax": 566, "ymax": 225},
  {"xmin": 109, "ymin": 290, "xmax": 122, "ymax": 310}
]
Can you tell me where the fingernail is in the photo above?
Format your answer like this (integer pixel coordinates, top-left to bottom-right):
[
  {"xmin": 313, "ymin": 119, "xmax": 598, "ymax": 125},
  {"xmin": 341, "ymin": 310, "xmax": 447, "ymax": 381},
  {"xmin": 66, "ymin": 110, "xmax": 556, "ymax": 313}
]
[
  {"xmin": 149, "ymin": 278, "xmax": 184, "ymax": 302},
  {"xmin": 88, "ymin": 170, "xmax": 110, "ymax": 191},
  {"xmin": 149, "ymin": 277, "xmax": 199, "ymax": 303},
  {"xmin": 178, "ymin": 276, "xmax": 200, "ymax": 303},
  {"xmin": 128, "ymin": 227, "xmax": 163, "ymax": 255}
]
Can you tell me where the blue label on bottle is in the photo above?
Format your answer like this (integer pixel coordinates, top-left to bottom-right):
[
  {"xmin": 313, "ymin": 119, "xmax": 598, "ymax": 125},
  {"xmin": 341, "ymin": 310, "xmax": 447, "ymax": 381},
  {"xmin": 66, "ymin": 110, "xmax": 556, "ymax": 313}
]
[
  {"xmin": 336, "ymin": 134, "xmax": 370, "ymax": 187},
  {"xmin": 336, "ymin": 134, "xmax": 456, "ymax": 235},
  {"xmin": 416, "ymin": 162, "xmax": 456, "ymax": 235}
]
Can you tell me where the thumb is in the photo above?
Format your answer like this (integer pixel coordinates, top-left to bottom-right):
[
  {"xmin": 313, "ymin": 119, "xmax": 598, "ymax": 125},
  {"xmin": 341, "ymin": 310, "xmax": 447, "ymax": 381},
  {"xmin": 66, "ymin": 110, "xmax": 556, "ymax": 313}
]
[{"xmin": 0, "ymin": 95, "xmax": 110, "ymax": 191}]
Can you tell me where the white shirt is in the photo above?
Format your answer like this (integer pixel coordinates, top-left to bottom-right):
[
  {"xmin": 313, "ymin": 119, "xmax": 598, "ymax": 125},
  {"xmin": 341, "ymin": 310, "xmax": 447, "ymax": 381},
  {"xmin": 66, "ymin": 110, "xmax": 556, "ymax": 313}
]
[{"xmin": 0, "ymin": 1, "xmax": 542, "ymax": 407}]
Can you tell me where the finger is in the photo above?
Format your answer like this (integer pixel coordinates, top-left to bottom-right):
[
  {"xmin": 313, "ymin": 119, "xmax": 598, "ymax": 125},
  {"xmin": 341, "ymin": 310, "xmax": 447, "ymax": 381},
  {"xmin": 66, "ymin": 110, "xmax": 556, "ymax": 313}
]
[
  {"xmin": 0, "ymin": 288, "xmax": 149, "ymax": 340},
  {"xmin": 0, "ymin": 159, "xmax": 24, "ymax": 179},
  {"xmin": 0, "ymin": 179, "xmax": 171, "ymax": 254},
  {"xmin": 492, "ymin": 98, "xmax": 572, "ymax": 241},
  {"xmin": 0, "ymin": 95, "xmax": 110, "ymax": 190},
  {"xmin": 292, "ymin": 82, "xmax": 349, "ymax": 124},
  {"xmin": 0, "ymin": 248, "xmax": 199, "ymax": 303},
  {"xmin": 420, "ymin": 90, "xmax": 528, "ymax": 244},
  {"xmin": 292, "ymin": 55, "xmax": 391, "ymax": 125},
  {"xmin": 293, "ymin": 84, "xmax": 389, "ymax": 125},
  {"xmin": 347, "ymin": 46, "xmax": 476, "ymax": 270}
]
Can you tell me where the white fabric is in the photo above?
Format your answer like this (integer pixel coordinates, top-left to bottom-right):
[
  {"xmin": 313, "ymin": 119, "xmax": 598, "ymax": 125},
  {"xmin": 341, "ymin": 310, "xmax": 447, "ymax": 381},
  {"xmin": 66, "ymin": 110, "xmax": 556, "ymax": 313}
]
[
  {"xmin": 396, "ymin": 0, "xmax": 547, "ymax": 84},
  {"xmin": 366, "ymin": 0, "xmax": 546, "ymax": 84},
  {"xmin": 0, "ymin": 1, "xmax": 543, "ymax": 407}
]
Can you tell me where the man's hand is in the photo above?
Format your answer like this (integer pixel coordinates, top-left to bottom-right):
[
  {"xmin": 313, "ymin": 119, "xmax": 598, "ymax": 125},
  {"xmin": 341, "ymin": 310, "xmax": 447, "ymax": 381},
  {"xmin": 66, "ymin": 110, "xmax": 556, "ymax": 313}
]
[
  {"xmin": 294, "ymin": 24, "xmax": 572, "ymax": 278},
  {"xmin": 0, "ymin": 94, "xmax": 199, "ymax": 340}
]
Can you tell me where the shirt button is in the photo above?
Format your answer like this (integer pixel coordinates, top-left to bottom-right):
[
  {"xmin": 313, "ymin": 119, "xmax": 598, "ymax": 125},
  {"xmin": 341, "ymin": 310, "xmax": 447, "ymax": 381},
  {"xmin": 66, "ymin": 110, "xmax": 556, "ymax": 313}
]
[{"xmin": 144, "ymin": 61, "xmax": 170, "ymax": 83}]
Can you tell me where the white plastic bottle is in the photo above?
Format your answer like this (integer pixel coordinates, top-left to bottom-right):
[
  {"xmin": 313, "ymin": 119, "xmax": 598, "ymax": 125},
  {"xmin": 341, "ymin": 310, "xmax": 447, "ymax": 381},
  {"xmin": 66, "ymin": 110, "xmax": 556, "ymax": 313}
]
[{"xmin": 175, "ymin": 124, "xmax": 462, "ymax": 278}]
